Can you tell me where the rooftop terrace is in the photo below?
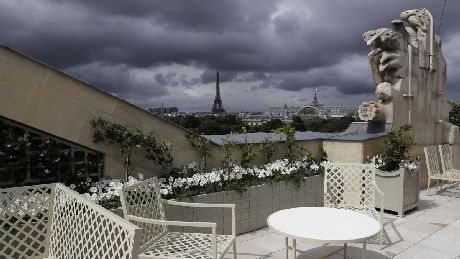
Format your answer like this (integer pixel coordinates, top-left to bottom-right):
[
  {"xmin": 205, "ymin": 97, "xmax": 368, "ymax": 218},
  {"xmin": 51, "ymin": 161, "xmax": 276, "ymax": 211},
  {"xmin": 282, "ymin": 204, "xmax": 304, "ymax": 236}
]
[{"xmin": 225, "ymin": 184, "xmax": 460, "ymax": 259}]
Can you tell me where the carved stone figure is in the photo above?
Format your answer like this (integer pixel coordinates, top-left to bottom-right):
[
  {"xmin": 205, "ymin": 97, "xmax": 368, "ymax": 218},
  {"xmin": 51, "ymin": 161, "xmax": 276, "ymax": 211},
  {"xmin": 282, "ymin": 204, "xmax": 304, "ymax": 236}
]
[
  {"xmin": 359, "ymin": 8, "xmax": 433, "ymax": 121},
  {"xmin": 358, "ymin": 101, "xmax": 384, "ymax": 122},
  {"xmin": 375, "ymin": 82, "xmax": 392, "ymax": 101},
  {"xmin": 400, "ymin": 9, "xmax": 431, "ymax": 68},
  {"xmin": 363, "ymin": 28, "xmax": 403, "ymax": 88}
]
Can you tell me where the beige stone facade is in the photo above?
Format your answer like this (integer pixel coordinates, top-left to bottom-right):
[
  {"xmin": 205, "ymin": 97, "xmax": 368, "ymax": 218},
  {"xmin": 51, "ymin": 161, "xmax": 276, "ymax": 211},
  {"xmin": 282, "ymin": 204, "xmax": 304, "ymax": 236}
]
[{"xmin": 0, "ymin": 45, "xmax": 201, "ymax": 180}]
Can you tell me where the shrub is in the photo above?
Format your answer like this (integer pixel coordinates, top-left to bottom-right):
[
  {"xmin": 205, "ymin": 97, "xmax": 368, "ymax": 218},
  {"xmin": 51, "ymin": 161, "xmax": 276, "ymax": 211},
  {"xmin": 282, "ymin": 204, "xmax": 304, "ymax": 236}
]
[
  {"xmin": 374, "ymin": 124, "xmax": 416, "ymax": 172},
  {"xmin": 90, "ymin": 117, "xmax": 173, "ymax": 180},
  {"xmin": 186, "ymin": 133, "xmax": 211, "ymax": 173}
]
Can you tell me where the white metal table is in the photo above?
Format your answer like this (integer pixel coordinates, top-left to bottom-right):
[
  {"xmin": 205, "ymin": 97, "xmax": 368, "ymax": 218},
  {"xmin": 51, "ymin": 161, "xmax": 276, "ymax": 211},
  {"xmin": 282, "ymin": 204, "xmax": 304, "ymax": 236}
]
[{"xmin": 267, "ymin": 207, "xmax": 381, "ymax": 259}]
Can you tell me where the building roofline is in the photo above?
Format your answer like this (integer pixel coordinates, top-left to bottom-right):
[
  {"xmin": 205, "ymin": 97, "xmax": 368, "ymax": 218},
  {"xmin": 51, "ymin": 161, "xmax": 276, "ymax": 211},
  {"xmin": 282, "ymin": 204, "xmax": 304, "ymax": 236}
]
[{"xmin": 203, "ymin": 122, "xmax": 391, "ymax": 145}]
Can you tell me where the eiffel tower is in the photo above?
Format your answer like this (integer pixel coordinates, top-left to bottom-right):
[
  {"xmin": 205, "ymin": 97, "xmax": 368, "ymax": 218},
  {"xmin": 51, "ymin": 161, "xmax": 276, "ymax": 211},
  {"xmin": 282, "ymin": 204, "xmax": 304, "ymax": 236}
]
[{"xmin": 211, "ymin": 70, "xmax": 225, "ymax": 114}]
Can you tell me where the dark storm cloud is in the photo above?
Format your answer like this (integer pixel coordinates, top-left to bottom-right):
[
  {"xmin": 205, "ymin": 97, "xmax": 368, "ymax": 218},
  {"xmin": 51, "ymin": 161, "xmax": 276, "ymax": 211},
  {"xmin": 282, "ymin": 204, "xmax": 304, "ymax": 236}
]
[
  {"xmin": 155, "ymin": 72, "xmax": 177, "ymax": 86},
  {"xmin": 0, "ymin": 0, "xmax": 459, "ymax": 110},
  {"xmin": 178, "ymin": 74, "xmax": 201, "ymax": 88},
  {"xmin": 200, "ymin": 70, "xmax": 238, "ymax": 84},
  {"xmin": 66, "ymin": 62, "xmax": 169, "ymax": 100}
]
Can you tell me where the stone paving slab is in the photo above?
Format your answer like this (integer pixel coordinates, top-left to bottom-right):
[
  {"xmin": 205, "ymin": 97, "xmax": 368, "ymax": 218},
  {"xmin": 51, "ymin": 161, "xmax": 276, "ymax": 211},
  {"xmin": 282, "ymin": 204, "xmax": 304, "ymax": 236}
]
[{"xmin": 224, "ymin": 184, "xmax": 460, "ymax": 259}]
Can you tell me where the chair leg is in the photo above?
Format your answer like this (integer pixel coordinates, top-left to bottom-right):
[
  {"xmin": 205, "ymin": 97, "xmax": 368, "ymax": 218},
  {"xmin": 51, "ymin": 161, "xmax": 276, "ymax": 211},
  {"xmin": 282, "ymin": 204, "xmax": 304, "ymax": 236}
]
[
  {"xmin": 362, "ymin": 241, "xmax": 367, "ymax": 259},
  {"xmin": 285, "ymin": 237, "xmax": 289, "ymax": 259},
  {"xmin": 233, "ymin": 241, "xmax": 237, "ymax": 259},
  {"xmin": 426, "ymin": 178, "xmax": 431, "ymax": 195},
  {"xmin": 293, "ymin": 239, "xmax": 297, "ymax": 258}
]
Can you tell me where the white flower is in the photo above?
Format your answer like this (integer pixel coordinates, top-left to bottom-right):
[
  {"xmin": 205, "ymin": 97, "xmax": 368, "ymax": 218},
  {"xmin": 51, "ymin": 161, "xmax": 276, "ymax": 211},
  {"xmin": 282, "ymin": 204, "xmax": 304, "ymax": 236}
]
[
  {"xmin": 187, "ymin": 161, "xmax": 198, "ymax": 170},
  {"xmin": 89, "ymin": 187, "xmax": 98, "ymax": 193},
  {"xmin": 88, "ymin": 193, "xmax": 99, "ymax": 203},
  {"xmin": 310, "ymin": 164, "xmax": 319, "ymax": 171},
  {"xmin": 69, "ymin": 184, "xmax": 76, "ymax": 189},
  {"xmin": 160, "ymin": 188, "xmax": 169, "ymax": 195}
]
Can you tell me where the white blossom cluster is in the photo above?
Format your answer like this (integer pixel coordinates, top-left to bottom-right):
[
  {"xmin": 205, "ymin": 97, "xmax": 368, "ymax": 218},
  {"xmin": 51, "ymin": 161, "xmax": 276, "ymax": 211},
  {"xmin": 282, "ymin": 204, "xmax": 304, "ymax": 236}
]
[
  {"xmin": 71, "ymin": 174, "xmax": 144, "ymax": 204},
  {"xmin": 369, "ymin": 155, "xmax": 419, "ymax": 172},
  {"xmin": 403, "ymin": 161, "xmax": 419, "ymax": 171},
  {"xmin": 369, "ymin": 155, "xmax": 386, "ymax": 168},
  {"xmin": 160, "ymin": 158, "xmax": 327, "ymax": 197}
]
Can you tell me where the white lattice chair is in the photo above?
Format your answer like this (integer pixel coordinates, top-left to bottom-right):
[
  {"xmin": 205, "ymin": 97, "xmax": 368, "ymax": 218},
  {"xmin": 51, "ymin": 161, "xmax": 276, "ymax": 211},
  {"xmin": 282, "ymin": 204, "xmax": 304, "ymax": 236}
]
[
  {"xmin": 424, "ymin": 145, "xmax": 460, "ymax": 192},
  {"xmin": 439, "ymin": 144, "xmax": 460, "ymax": 179},
  {"xmin": 324, "ymin": 163, "xmax": 384, "ymax": 246},
  {"xmin": 0, "ymin": 183, "xmax": 141, "ymax": 259},
  {"xmin": 120, "ymin": 177, "xmax": 237, "ymax": 259}
]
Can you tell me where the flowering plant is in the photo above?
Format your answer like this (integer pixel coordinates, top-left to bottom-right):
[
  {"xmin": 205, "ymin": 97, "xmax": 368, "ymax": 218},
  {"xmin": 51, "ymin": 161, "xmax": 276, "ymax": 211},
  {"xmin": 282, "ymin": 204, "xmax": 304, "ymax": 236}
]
[
  {"xmin": 370, "ymin": 125, "xmax": 417, "ymax": 172},
  {"xmin": 160, "ymin": 155, "xmax": 327, "ymax": 200},
  {"xmin": 69, "ymin": 173, "xmax": 145, "ymax": 209},
  {"xmin": 71, "ymin": 155, "xmax": 327, "ymax": 209},
  {"xmin": 369, "ymin": 154, "xmax": 420, "ymax": 172}
]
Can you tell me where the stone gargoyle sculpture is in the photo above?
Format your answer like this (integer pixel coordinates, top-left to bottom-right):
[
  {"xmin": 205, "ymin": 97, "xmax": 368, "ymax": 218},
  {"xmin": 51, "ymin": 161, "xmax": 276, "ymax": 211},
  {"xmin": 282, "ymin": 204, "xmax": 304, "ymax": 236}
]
[{"xmin": 358, "ymin": 8, "xmax": 435, "ymax": 123}]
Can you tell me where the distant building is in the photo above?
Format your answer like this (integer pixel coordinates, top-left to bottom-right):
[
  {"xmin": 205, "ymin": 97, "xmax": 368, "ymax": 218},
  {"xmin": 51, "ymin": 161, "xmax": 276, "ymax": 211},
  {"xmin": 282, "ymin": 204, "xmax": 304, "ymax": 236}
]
[
  {"xmin": 148, "ymin": 106, "xmax": 178, "ymax": 115},
  {"xmin": 263, "ymin": 89, "xmax": 357, "ymax": 121},
  {"xmin": 211, "ymin": 71, "xmax": 226, "ymax": 114},
  {"xmin": 238, "ymin": 112, "xmax": 267, "ymax": 126}
]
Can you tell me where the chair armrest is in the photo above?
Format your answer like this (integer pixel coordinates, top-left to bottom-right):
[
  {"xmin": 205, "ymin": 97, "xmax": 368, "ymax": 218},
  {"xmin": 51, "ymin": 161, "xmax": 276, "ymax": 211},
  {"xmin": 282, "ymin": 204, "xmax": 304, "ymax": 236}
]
[
  {"xmin": 162, "ymin": 199, "xmax": 235, "ymax": 209},
  {"xmin": 162, "ymin": 200, "xmax": 237, "ymax": 236},
  {"xmin": 126, "ymin": 215, "xmax": 217, "ymax": 228}
]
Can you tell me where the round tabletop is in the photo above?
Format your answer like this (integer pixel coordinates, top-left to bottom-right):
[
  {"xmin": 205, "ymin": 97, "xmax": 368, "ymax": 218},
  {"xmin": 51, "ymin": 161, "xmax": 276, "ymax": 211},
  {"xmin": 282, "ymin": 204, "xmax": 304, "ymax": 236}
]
[{"xmin": 267, "ymin": 207, "xmax": 381, "ymax": 244}]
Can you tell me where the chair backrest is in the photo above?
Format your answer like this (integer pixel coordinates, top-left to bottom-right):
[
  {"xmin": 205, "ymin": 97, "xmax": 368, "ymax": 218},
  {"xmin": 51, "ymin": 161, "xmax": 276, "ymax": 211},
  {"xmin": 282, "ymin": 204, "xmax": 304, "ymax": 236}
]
[
  {"xmin": 324, "ymin": 163, "xmax": 376, "ymax": 211},
  {"xmin": 0, "ymin": 184, "xmax": 53, "ymax": 258},
  {"xmin": 1, "ymin": 183, "xmax": 141, "ymax": 259},
  {"xmin": 424, "ymin": 145, "xmax": 443, "ymax": 176},
  {"xmin": 439, "ymin": 144, "xmax": 454, "ymax": 172},
  {"xmin": 120, "ymin": 177, "xmax": 167, "ymax": 253},
  {"xmin": 49, "ymin": 183, "xmax": 141, "ymax": 259}
]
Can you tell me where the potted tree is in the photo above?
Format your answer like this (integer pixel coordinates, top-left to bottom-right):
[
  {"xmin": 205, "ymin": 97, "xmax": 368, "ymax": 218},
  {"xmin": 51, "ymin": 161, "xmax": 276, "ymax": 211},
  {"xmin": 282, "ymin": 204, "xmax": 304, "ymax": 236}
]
[{"xmin": 370, "ymin": 125, "xmax": 420, "ymax": 217}]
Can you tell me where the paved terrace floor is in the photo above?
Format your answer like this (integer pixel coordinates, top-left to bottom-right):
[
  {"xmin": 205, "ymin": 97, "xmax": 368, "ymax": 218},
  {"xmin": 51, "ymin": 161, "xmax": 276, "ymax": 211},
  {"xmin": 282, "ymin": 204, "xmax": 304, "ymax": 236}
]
[{"xmin": 225, "ymin": 184, "xmax": 460, "ymax": 259}]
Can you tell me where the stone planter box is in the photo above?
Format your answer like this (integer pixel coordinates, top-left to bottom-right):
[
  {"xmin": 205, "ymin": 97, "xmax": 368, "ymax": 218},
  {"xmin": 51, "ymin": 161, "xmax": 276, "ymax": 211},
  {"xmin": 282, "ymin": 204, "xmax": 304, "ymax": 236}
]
[
  {"xmin": 162, "ymin": 174, "xmax": 325, "ymax": 235},
  {"xmin": 375, "ymin": 168, "xmax": 420, "ymax": 217}
]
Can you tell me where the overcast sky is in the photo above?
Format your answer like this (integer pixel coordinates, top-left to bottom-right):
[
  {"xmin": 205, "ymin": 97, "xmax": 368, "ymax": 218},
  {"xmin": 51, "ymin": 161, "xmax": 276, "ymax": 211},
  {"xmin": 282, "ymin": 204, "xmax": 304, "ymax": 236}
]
[{"xmin": 1, "ymin": 0, "xmax": 459, "ymax": 112}]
